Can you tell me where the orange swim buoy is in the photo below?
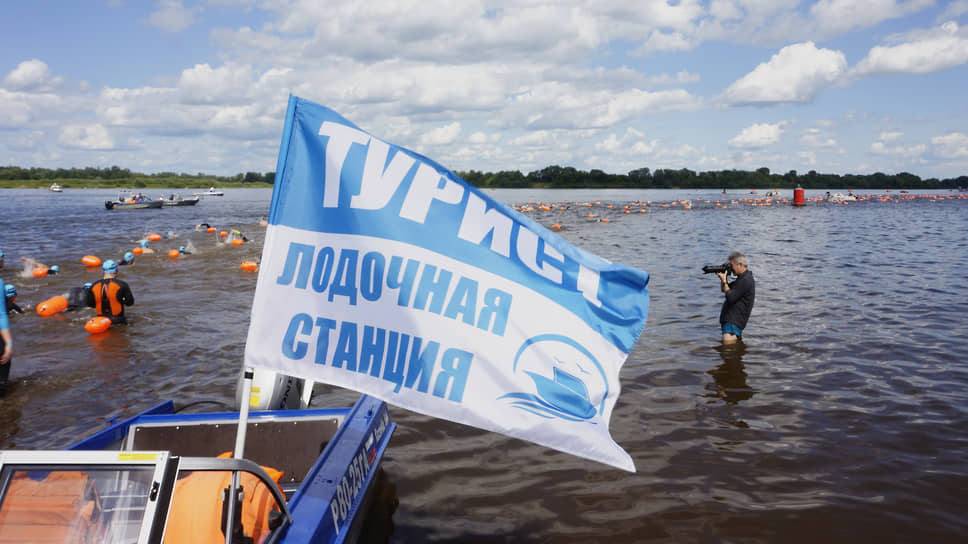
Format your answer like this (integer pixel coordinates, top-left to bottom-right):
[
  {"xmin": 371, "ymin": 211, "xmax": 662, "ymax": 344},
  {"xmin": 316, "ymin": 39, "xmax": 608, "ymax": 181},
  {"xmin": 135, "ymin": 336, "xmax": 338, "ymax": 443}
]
[
  {"xmin": 168, "ymin": 249, "xmax": 180, "ymax": 258},
  {"xmin": 219, "ymin": 231, "xmax": 228, "ymax": 238},
  {"xmin": 85, "ymin": 316, "xmax": 112, "ymax": 334},
  {"xmin": 240, "ymin": 261, "xmax": 258, "ymax": 272},
  {"xmin": 37, "ymin": 295, "xmax": 68, "ymax": 316},
  {"xmin": 81, "ymin": 255, "xmax": 101, "ymax": 267},
  {"xmin": 231, "ymin": 238, "xmax": 244, "ymax": 246},
  {"xmin": 207, "ymin": 227, "xmax": 216, "ymax": 233},
  {"xmin": 147, "ymin": 233, "xmax": 162, "ymax": 241},
  {"xmin": 32, "ymin": 267, "xmax": 49, "ymax": 277},
  {"xmin": 132, "ymin": 247, "xmax": 144, "ymax": 255}
]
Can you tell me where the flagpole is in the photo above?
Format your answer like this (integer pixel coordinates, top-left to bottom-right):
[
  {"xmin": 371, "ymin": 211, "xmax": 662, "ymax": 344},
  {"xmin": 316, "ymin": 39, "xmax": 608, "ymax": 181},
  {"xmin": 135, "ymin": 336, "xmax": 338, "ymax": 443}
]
[{"xmin": 224, "ymin": 367, "xmax": 254, "ymax": 544}]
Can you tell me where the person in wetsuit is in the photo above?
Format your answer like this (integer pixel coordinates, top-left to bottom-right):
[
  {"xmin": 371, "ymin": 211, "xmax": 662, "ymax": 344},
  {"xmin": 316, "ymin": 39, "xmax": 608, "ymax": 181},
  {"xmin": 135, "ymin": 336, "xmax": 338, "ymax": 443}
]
[
  {"xmin": 0, "ymin": 249, "xmax": 14, "ymax": 395},
  {"xmin": 88, "ymin": 259, "xmax": 135, "ymax": 325},
  {"xmin": 4, "ymin": 284, "xmax": 24, "ymax": 314}
]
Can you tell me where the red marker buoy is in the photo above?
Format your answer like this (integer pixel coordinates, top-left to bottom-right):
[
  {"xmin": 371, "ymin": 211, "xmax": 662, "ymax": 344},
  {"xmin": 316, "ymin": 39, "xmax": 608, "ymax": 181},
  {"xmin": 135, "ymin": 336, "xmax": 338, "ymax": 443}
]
[{"xmin": 793, "ymin": 185, "xmax": 806, "ymax": 207}]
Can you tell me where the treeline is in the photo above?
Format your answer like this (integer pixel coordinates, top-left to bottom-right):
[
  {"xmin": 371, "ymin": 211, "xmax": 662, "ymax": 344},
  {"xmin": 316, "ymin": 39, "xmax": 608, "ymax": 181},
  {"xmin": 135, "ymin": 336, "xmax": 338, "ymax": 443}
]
[
  {"xmin": 0, "ymin": 165, "xmax": 274, "ymax": 184},
  {"xmin": 458, "ymin": 166, "xmax": 968, "ymax": 190},
  {"xmin": 3, "ymin": 164, "xmax": 966, "ymax": 190}
]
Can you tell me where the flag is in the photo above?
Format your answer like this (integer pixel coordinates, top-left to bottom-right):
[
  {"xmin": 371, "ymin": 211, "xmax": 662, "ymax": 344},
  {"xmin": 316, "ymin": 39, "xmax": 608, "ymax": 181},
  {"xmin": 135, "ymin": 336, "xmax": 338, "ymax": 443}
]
[{"xmin": 244, "ymin": 95, "xmax": 649, "ymax": 471}]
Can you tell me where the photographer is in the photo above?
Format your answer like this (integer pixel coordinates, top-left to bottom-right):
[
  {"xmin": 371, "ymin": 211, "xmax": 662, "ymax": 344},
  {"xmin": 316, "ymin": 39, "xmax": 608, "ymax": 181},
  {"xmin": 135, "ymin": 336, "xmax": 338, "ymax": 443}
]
[{"xmin": 715, "ymin": 251, "xmax": 755, "ymax": 344}]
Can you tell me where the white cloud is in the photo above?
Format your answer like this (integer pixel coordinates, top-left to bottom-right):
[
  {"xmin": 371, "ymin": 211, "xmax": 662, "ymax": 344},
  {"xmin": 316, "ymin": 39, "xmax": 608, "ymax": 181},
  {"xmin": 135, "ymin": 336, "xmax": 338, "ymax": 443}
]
[
  {"xmin": 869, "ymin": 141, "xmax": 926, "ymax": 157},
  {"xmin": 800, "ymin": 128, "xmax": 841, "ymax": 151},
  {"xmin": 723, "ymin": 42, "xmax": 847, "ymax": 104},
  {"xmin": 853, "ymin": 22, "xmax": 968, "ymax": 76},
  {"xmin": 2, "ymin": 59, "xmax": 62, "ymax": 92},
  {"xmin": 729, "ymin": 122, "xmax": 788, "ymax": 148},
  {"xmin": 633, "ymin": 30, "xmax": 697, "ymax": 55},
  {"xmin": 879, "ymin": 131, "xmax": 903, "ymax": 142},
  {"xmin": 145, "ymin": 0, "xmax": 201, "ymax": 33},
  {"xmin": 646, "ymin": 71, "xmax": 701, "ymax": 87},
  {"xmin": 938, "ymin": 0, "xmax": 968, "ymax": 21},
  {"xmin": 177, "ymin": 63, "xmax": 257, "ymax": 105},
  {"xmin": 59, "ymin": 124, "xmax": 115, "ymax": 150},
  {"xmin": 811, "ymin": 0, "xmax": 934, "ymax": 37},
  {"xmin": 932, "ymin": 132, "xmax": 968, "ymax": 158},
  {"xmin": 419, "ymin": 122, "xmax": 461, "ymax": 146}
]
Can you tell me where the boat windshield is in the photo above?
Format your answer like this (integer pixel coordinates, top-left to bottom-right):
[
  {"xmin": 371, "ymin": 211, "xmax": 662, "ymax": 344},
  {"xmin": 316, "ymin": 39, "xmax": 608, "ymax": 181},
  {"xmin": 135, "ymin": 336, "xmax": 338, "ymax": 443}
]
[
  {"xmin": 0, "ymin": 451, "xmax": 292, "ymax": 544},
  {"xmin": 0, "ymin": 451, "xmax": 169, "ymax": 544}
]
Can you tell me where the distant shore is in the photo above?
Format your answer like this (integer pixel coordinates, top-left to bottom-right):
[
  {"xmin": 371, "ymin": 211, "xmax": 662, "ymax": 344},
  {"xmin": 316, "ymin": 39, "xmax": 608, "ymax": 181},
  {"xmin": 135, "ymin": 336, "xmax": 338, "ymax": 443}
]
[{"xmin": 0, "ymin": 180, "xmax": 274, "ymax": 190}]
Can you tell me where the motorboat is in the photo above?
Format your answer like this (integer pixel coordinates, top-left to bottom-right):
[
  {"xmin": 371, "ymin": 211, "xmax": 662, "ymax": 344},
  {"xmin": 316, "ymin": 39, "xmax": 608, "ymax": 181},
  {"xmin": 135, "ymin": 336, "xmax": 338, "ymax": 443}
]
[
  {"xmin": 0, "ymin": 394, "xmax": 395, "ymax": 543},
  {"xmin": 822, "ymin": 192, "xmax": 857, "ymax": 203},
  {"xmin": 105, "ymin": 192, "xmax": 164, "ymax": 210},
  {"xmin": 160, "ymin": 193, "xmax": 200, "ymax": 206},
  {"xmin": 49, "ymin": 183, "xmax": 64, "ymax": 192},
  {"xmin": 193, "ymin": 187, "xmax": 225, "ymax": 197}
]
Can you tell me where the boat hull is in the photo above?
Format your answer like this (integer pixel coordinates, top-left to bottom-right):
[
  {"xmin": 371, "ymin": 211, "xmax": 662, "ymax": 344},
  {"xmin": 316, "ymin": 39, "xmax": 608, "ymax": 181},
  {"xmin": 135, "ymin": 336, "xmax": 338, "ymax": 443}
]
[
  {"xmin": 162, "ymin": 197, "xmax": 200, "ymax": 206},
  {"xmin": 105, "ymin": 200, "xmax": 164, "ymax": 209}
]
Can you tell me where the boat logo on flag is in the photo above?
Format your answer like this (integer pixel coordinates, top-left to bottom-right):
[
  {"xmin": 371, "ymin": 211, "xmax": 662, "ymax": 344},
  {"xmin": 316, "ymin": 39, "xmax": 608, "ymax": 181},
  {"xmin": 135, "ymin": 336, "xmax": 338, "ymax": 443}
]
[{"xmin": 499, "ymin": 334, "xmax": 607, "ymax": 422}]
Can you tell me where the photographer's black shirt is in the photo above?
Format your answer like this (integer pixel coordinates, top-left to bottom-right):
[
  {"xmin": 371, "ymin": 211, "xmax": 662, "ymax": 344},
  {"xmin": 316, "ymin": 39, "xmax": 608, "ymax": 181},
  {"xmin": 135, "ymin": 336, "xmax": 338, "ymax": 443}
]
[{"xmin": 720, "ymin": 270, "xmax": 755, "ymax": 330}]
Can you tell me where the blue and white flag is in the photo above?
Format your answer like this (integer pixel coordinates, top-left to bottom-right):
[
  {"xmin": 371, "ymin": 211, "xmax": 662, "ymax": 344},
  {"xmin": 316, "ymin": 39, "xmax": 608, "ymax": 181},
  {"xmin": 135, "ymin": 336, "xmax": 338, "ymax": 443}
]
[{"xmin": 244, "ymin": 96, "xmax": 649, "ymax": 471}]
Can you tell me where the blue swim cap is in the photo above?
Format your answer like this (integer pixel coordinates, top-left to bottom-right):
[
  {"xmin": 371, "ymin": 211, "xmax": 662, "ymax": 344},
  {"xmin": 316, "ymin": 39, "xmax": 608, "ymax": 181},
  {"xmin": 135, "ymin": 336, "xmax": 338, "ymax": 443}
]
[
  {"xmin": 83, "ymin": 282, "xmax": 92, "ymax": 289},
  {"xmin": 0, "ymin": 248, "xmax": 4, "ymax": 258},
  {"xmin": 140, "ymin": 240, "xmax": 148, "ymax": 248},
  {"xmin": 103, "ymin": 259, "xmax": 118, "ymax": 273},
  {"xmin": 124, "ymin": 251, "xmax": 134, "ymax": 261},
  {"xmin": 179, "ymin": 246, "xmax": 185, "ymax": 252},
  {"xmin": 4, "ymin": 284, "xmax": 14, "ymax": 298},
  {"xmin": 50, "ymin": 265, "xmax": 59, "ymax": 273}
]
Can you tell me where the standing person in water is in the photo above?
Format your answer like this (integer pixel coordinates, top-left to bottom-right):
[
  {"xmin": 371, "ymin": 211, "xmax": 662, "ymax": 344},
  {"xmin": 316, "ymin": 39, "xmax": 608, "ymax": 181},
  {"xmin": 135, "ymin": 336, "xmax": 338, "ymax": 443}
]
[
  {"xmin": 88, "ymin": 260, "xmax": 135, "ymax": 325},
  {"xmin": 715, "ymin": 251, "xmax": 755, "ymax": 345},
  {"xmin": 0, "ymin": 249, "xmax": 14, "ymax": 395}
]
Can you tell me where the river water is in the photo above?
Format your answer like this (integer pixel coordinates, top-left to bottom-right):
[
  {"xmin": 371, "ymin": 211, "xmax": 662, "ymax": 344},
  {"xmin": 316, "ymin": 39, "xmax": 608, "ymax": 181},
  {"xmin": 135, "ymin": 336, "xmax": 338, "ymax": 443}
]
[{"xmin": 1, "ymin": 187, "xmax": 966, "ymax": 542}]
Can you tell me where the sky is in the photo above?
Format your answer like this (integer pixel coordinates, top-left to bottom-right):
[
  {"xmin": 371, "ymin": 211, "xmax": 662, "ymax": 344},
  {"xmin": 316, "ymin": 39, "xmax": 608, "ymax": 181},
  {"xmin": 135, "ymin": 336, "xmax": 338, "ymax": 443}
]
[{"xmin": 1, "ymin": 0, "xmax": 967, "ymax": 179}]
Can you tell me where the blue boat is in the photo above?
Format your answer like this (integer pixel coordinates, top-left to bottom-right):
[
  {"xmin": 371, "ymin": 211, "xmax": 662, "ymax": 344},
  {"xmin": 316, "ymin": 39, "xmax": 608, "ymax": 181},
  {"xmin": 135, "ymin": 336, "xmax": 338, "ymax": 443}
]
[{"xmin": 0, "ymin": 394, "xmax": 395, "ymax": 543}]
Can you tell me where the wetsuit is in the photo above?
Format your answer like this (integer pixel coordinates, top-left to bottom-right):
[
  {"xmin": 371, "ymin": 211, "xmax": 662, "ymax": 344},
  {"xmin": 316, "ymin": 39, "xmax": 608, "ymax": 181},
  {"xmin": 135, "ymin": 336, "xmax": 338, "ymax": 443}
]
[
  {"xmin": 89, "ymin": 278, "xmax": 135, "ymax": 325},
  {"xmin": 4, "ymin": 297, "xmax": 23, "ymax": 314},
  {"xmin": 66, "ymin": 286, "xmax": 92, "ymax": 311},
  {"xmin": 719, "ymin": 269, "xmax": 755, "ymax": 334},
  {"xmin": 0, "ymin": 279, "xmax": 11, "ymax": 394}
]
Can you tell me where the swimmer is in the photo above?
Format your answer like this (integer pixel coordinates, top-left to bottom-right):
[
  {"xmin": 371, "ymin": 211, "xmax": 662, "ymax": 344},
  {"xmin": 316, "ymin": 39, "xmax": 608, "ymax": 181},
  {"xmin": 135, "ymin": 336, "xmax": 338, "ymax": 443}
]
[
  {"xmin": 230, "ymin": 229, "xmax": 249, "ymax": 242},
  {"xmin": 178, "ymin": 245, "xmax": 192, "ymax": 255},
  {"xmin": 47, "ymin": 265, "xmax": 59, "ymax": 275},
  {"xmin": 167, "ymin": 230, "xmax": 177, "ymax": 238},
  {"xmin": 19, "ymin": 256, "xmax": 52, "ymax": 277},
  {"xmin": 4, "ymin": 284, "xmax": 24, "ymax": 315},
  {"xmin": 138, "ymin": 240, "xmax": 155, "ymax": 255},
  {"xmin": 195, "ymin": 222, "xmax": 212, "ymax": 231}
]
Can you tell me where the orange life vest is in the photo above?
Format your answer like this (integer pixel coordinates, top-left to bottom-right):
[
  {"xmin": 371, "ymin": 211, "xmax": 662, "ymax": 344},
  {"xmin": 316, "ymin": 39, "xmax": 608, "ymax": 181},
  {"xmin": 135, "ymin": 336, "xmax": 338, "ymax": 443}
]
[{"xmin": 92, "ymin": 279, "xmax": 124, "ymax": 318}]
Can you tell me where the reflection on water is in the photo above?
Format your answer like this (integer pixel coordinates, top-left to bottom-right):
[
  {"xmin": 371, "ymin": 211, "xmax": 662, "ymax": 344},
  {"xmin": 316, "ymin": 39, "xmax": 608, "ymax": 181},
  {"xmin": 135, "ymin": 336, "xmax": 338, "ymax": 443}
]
[{"xmin": 706, "ymin": 342, "xmax": 755, "ymax": 405}]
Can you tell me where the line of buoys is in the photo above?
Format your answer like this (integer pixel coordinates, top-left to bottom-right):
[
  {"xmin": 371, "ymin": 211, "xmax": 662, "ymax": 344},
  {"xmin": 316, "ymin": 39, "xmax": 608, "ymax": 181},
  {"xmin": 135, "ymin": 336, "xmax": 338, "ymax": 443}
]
[
  {"xmin": 81, "ymin": 255, "xmax": 102, "ymax": 267},
  {"xmin": 37, "ymin": 295, "xmax": 68, "ymax": 316},
  {"xmin": 85, "ymin": 316, "xmax": 112, "ymax": 334},
  {"xmin": 240, "ymin": 261, "xmax": 259, "ymax": 272}
]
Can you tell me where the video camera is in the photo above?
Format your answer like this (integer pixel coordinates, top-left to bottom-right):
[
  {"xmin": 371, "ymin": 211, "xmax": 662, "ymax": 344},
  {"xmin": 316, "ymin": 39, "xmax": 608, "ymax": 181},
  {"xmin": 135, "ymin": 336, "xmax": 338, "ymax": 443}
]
[{"xmin": 702, "ymin": 262, "xmax": 733, "ymax": 275}]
